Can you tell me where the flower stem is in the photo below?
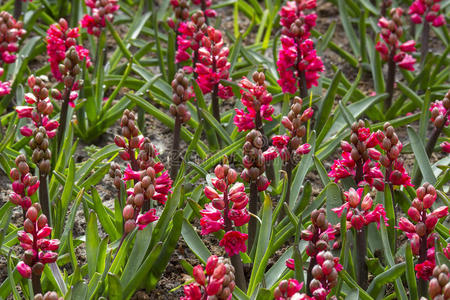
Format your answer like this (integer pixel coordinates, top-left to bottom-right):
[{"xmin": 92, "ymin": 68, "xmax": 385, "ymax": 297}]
[
  {"xmin": 170, "ymin": 115, "xmax": 182, "ymax": 180},
  {"xmin": 13, "ymin": 0, "xmax": 22, "ymax": 20},
  {"xmin": 278, "ymin": 161, "xmax": 293, "ymax": 222},
  {"xmin": 298, "ymin": 70, "xmax": 308, "ymax": 99},
  {"xmin": 418, "ymin": 230, "xmax": 428, "ymax": 298},
  {"xmin": 420, "ymin": 20, "xmax": 429, "ymax": 69},
  {"xmin": 306, "ymin": 255, "xmax": 316, "ymax": 295},
  {"xmin": 356, "ymin": 228, "xmax": 368, "ymax": 290},
  {"xmin": 38, "ymin": 172, "xmax": 51, "ymax": 226},
  {"xmin": 56, "ymin": 83, "xmax": 74, "ymax": 153},
  {"xmin": 255, "ymin": 112, "xmax": 275, "ymax": 183},
  {"xmin": 200, "ymin": 0, "xmax": 209, "ymax": 24},
  {"xmin": 31, "ymin": 273, "xmax": 42, "ymax": 295},
  {"xmin": 248, "ymin": 181, "xmax": 258, "ymax": 252},
  {"xmin": 385, "ymin": 50, "xmax": 396, "ymax": 112}
]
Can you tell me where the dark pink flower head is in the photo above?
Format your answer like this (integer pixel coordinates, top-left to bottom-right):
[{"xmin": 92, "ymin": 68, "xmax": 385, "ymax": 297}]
[
  {"xmin": 409, "ymin": 0, "xmax": 446, "ymax": 27},
  {"xmin": 220, "ymin": 230, "xmax": 248, "ymax": 256},
  {"xmin": 9, "ymin": 155, "xmax": 39, "ymax": 210},
  {"xmin": 441, "ymin": 141, "xmax": 450, "ymax": 153},
  {"xmin": 81, "ymin": 0, "xmax": 119, "ymax": 36},
  {"xmin": 415, "ymin": 259, "xmax": 435, "ymax": 280},
  {"xmin": 0, "ymin": 79, "xmax": 11, "ymax": 97},
  {"xmin": 234, "ymin": 71, "xmax": 274, "ymax": 132},
  {"xmin": 17, "ymin": 205, "xmax": 59, "ymax": 279},
  {"xmin": 376, "ymin": 8, "xmax": 416, "ymax": 70},
  {"xmin": 175, "ymin": 11, "xmax": 206, "ymax": 64},
  {"xmin": 0, "ymin": 12, "xmax": 26, "ymax": 65},
  {"xmin": 429, "ymin": 94, "xmax": 449, "ymax": 128},
  {"xmin": 47, "ymin": 19, "xmax": 92, "ymax": 81},
  {"xmin": 195, "ymin": 26, "xmax": 233, "ymax": 100}
]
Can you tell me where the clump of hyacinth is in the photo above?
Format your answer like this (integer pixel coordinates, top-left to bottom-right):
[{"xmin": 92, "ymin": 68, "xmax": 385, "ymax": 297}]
[
  {"xmin": 268, "ymin": 96, "xmax": 312, "ymax": 163},
  {"xmin": 378, "ymin": 122, "xmax": 412, "ymax": 187},
  {"xmin": 46, "ymin": 18, "xmax": 91, "ymax": 81},
  {"xmin": 376, "ymin": 8, "xmax": 416, "ymax": 71},
  {"xmin": 274, "ymin": 279, "xmax": 307, "ymax": 300},
  {"xmin": 428, "ymin": 264, "xmax": 450, "ymax": 299},
  {"xmin": 0, "ymin": 11, "xmax": 26, "ymax": 64},
  {"xmin": 397, "ymin": 183, "xmax": 448, "ymax": 283},
  {"xmin": 181, "ymin": 255, "xmax": 235, "ymax": 300},
  {"xmin": 201, "ymin": 163, "xmax": 249, "ymax": 256},
  {"xmin": 17, "ymin": 75, "xmax": 59, "ymax": 139},
  {"xmin": 333, "ymin": 188, "xmax": 389, "ymax": 231},
  {"xmin": 191, "ymin": 0, "xmax": 216, "ymax": 21},
  {"xmin": 9, "ymin": 155, "xmax": 39, "ymax": 210},
  {"xmin": 234, "ymin": 71, "xmax": 274, "ymax": 132},
  {"xmin": 430, "ymin": 92, "xmax": 449, "ymax": 129},
  {"xmin": 176, "ymin": 11, "xmax": 207, "ymax": 66},
  {"xmin": 17, "ymin": 204, "xmax": 59, "ymax": 284},
  {"xmin": 309, "ymin": 251, "xmax": 342, "ymax": 300},
  {"xmin": 195, "ymin": 26, "xmax": 233, "ymax": 120},
  {"xmin": 0, "ymin": 68, "xmax": 11, "ymax": 97},
  {"xmin": 170, "ymin": 70, "xmax": 192, "ymax": 123},
  {"xmin": 328, "ymin": 120, "xmax": 385, "ymax": 191},
  {"xmin": 114, "ymin": 109, "xmax": 142, "ymax": 170},
  {"xmin": 81, "ymin": 0, "xmax": 119, "ymax": 36},
  {"xmin": 409, "ymin": 0, "xmax": 446, "ymax": 27},
  {"xmin": 277, "ymin": 0, "xmax": 323, "ymax": 96}
]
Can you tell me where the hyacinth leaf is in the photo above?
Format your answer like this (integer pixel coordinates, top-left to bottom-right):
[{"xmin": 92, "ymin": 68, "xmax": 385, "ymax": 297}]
[
  {"xmin": 345, "ymin": 289, "xmax": 359, "ymax": 300},
  {"xmin": 367, "ymin": 36, "xmax": 385, "ymax": 94},
  {"xmin": 405, "ymin": 244, "xmax": 419, "ymax": 300},
  {"xmin": 366, "ymin": 262, "xmax": 406, "ymax": 298},
  {"xmin": 289, "ymin": 131, "xmax": 316, "ymax": 208},
  {"xmin": 181, "ymin": 219, "xmax": 211, "ymax": 264},
  {"xmin": 315, "ymin": 70, "xmax": 342, "ymax": 132},
  {"xmin": 407, "ymin": 126, "xmax": 437, "ymax": 185},
  {"xmin": 6, "ymin": 250, "xmax": 20, "ymax": 300},
  {"xmin": 418, "ymin": 89, "xmax": 431, "ymax": 141},
  {"xmin": 59, "ymin": 188, "xmax": 84, "ymax": 254},
  {"xmin": 232, "ymin": 286, "xmax": 250, "ymax": 300},
  {"xmin": 54, "ymin": 157, "xmax": 75, "ymax": 237},
  {"xmin": 383, "ymin": 186, "xmax": 395, "ymax": 253},
  {"xmin": 91, "ymin": 187, "xmax": 120, "ymax": 241},
  {"xmin": 192, "ymin": 80, "xmax": 219, "ymax": 149},
  {"xmin": 200, "ymin": 108, "xmax": 233, "ymax": 145},
  {"xmin": 325, "ymin": 183, "xmax": 342, "ymax": 225},
  {"xmin": 105, "ymin": 273, "xmax": 122, "ymax": 300},
  {"xmin": 248, "ymin": 193, "xmax": 273, "ymax": 295},
  {"xmin": 316, "ymin": 22, "xmax": 336, "ymax": 55},
  {"xmin": 86, "ymin": 212, "xmax": 100, "ymax": 279},
  {"xmin": 337, "ymin": 0, "xmax": 360, "ymax": 57},
  {"xmin": 340, "ymin": 270, "xmax": 374, "ymax": 300},
  {"xmin": 396, "ymin": 82, "xmax": 423, "ymax": 108}
]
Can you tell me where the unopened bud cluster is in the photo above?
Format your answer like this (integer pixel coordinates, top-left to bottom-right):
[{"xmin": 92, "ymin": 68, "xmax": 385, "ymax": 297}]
[
  {"xmin": 170, "ymin": 70, "xmax": 191, "ymax": 123},
  {"xmin": 398, "ymin": 183, "xmax": 448, "ymax": 240},
  {"xmin": 17, "ymin": 204, "xmax": 59, "ymax": 279},
  {"xmin": 29, "ymin": 127, "xmax": 52, "ymax": 174},
  {"xmin": 241, "ymin": 129, "xmax": 269, "ymax": 191},
  {"xmin": 17, "ymin": 75, "xmax": 59, "ymax": 138},
  {"xmin": 81, "ymin": 0, "xmax": 120, "ymax": 36},
  {"xmin": 170, "ymin": 0, "xmax": 190, "ymax": 23},
  {"xmin": 34, "ymin": 292, "xmax": 63, "ymax": 300},
  {"xmin": 429, "ymin": 264, "xmax": 450, "ymax": 299},
  {"xmin": 9, "ymin": 155, "xmax": 39, "ymax": 210},
  {"xmin": 182, "ymin": 255, "xmax": 235, "ymax": 300},
  {"xmin": 430, "ymin": 91, "xmax": 449, "ymax": 129},
  {"xmin": 309, "ymin": 251, "xmax": 341, "ymax": 300},
  {"xmin": 191, "ymin": 0, "xmax": 216, "ymax": 18},
  {"xmin": 409, "ymin": 0, "xmax": 446, "ymax": 27},
  {"xmin": 274, "ymin": 279, "xmax": 306, "ymax": 300},
  {"xmin": 303, "ymin": 209, "xmax": 335, "ymax": 257},
  {"xmin": 115, "ymin": 109, "xmax": 140, "ymax": 163},
  {"xmin": 59, "ymin": 46, "xmax": 81, "ymax": 87},
  {"xmin": 376, "ymin": 8, "xmax": 416, "ymax": 71},
  {"xmin": 108, "ymin": 162, "xmax": 122, "ymax": 189},
  {"xmin": 0, "ymin": 11, "xmax": 26, "ymax": 64}
]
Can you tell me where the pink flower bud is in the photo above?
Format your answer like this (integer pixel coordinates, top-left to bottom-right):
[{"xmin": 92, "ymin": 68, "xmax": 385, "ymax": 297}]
[
  {"xmin": 296, "ymin": 143, "xmax": 311, "ymax": 155},
  {"xmin": 214, "ymin": 164, "xmax": 225, "ymax": 179},
  {"xmin": 347, "ymin": 188, "xmax": 360, "ymax": 208},
  {"xmin": 38, "ymin": 251, "xmax": 58, "ymax": 264},
  {"xmin": 398, "ymin": 217, "xmax": 416, "ymax": 233},
  {"xmin": 361, "ymin": 194, "xmax": 373, "ymax": 211},
  {"xmin": 407, "ymin": 207, "xmax": 421, "ymax": 222},
  {"xmin": 300, "ymin": 107, "xmax": 314, "ymax": 122},
  {"xmin": 227, "ymin": 169, "xmax": 237, "ymax": 184},
  {"xmin": 368, "ymin": 148, "xmax": 381, "ymax": 160},
  {"xmin": 351, "ymin": 214, "xmax": 365, "ymax": 231},
  {"xmin": 425, "ymin": 215, "xmax": 438, "ymax": 230},
  {"xmin": 206, "ymin": 255, "xmax": 218, "ymax": 275},
  {"xmin": 26, "ymin": 206, "xmax": 38, "ymax": 222},
  {"xmin": 37, "ymin": 226, "xmax": 52, "ymax": 239},
  {"xmin": 204, "ymin": 186, "xmax": 220, "ymax": 200},
  {"xmin": 423, "ymin": 194, "xmax": 434, "ymax": 209},
  {"xmin": 431, "ymin": 206, "xmax": 449, "ymax": 219},
  {"xmin": 114, "ymin": 136, "xmax": 126, "ymax": 148},
  {"xmin": 281, "ymin": 116, "xmax": 293, "ymax": 131},
  {"xmin": 193, "ymin": 265, "xmax": 205, "ymax": 285},
  {"xmin": 17, "ymin": 261, "xmax": 31, "ymax": 278}
]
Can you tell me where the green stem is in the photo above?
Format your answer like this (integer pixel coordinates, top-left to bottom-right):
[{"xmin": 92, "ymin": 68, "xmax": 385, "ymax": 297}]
[
  {"xmin": 248, "ymin": 181, "xmax": 258, "ymax": 252},
  {"xmin": 356, "ymin": 228, "xmax": 368, "ymax": 290},
  {"xmin": 38, "ymin": 172, "xmax": 51, "ymax": 226},
  {"xmin": 31, "ymin": 273, "xmax": 42, "ymax": 295},
  {"xmin": 385, "ymin": 50, "xmax": 396, "ymax": 112},
  {"xmin": 13, "ymin": 0, "xmax": 22, "ymax": 20},
  {"xmin": 170, "ymin": 115, "xmax": 182, "ymax": 179}
]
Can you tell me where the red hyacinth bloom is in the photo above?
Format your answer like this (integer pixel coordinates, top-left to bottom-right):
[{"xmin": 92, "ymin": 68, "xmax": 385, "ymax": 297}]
[
  {"xmin": 409, "ymin": 0, "xmax": 446, "ymax": 27},
  {"xmin": 81, "ymin": 0, "xmax": 120, "ymax": 36},
  {"xmin": 219, "ymin": 230, "xmax": 248, "ymax": 257},
  {"xmin": 0, "ymin": 12, "xmax": 26, "ymax": 65}
]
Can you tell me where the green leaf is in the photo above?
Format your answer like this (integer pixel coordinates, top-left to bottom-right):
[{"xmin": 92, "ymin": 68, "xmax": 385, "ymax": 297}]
[
  {"xmin": 337, "ymin": 0, "xmax": 360, "ymax": 56},
  {"xmin": 326, "ymin": 183, "xmax": 342, "ymax": 225},
  {"xmin": 408, "ymin": 126, "xmax": 436, "ymax": 185},
  {"xmin": 86, "ymin": 212, "xmax": 100, "ymax": 279},
  {"xmin": 405, "ymin": 244, "xmax": 418, "ymax": 300},
  {"xmin": 91, "ymin": 187, "xmax": 120, "ymax": 241},
  {"xmin": 315, "ymin": 70, "xmax": 341, "ymax": 133},
  {"xmin": 107, "ymin": 273, "xmax": 122, "ymax": 300},
  {"xmin": 366, "ymin": 263, "xmax": 406, "ymax": 298},
  {"xmin": 181, "ymin": 219, "xmax": 211, "ymax": 264},
  {"xmin": 340, "ymin": 270, "xmax": 374, "ymax": 300}
]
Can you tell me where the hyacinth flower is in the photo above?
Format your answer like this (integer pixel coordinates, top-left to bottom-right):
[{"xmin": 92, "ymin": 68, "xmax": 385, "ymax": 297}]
[
  {"xmin": 309, "ymin": 250, "xmax": 342, "ymax": 299},
  {"xmin": 17, "ymin": 204, "xmax": 59, "ymax": 295},
  {"xmin": 409, "ymin": 0, "xmax": 446, "ymax": 62},
  {"xmin": 0, "ymin": 68, "xmax": 11, "ymax": 97},
  {"xmin": 170, "ymin": 70, "xmax": 191, "ymax": 179},
  {"xmin": 286, "ymin": 208, "xmax": 336, "ymax": 295},
  {"xmin": 241, "ymin": 129, "xmax": 270, "ymax": 251},
  {"xmin": 277, "ymin": 0, "xmax": 323, "ymax": 98},
  {"xmin": 201, "ymin": 162, "xmax": 248, "ymax": 289},
  {"xmin": 428, "ymin": 264, "xmax": 450, "ymax": 299},
  {"xmin": 191, "ymin": 0, "xmax": 216, "ymax": 24},
  {"xmin": 114, "ymin": 109, "xmax": 142, "ymax": 171},
  {"xmin": 380, "ymin": 0, "xmax": 392, "ymax": 17},
  {"xmin": 274, "ymin": 279, "xmax": 307, "ymax": 300},
  {"xmin": 375, "ymin": 8, "xmax": 416, "ymax": 111},
  {"xmin": 333, "ymin": 188, "xmax": 388, "ymax": 289},
  {"xmin": 17, "ymin": 75, "xmax": 59, "ymax": 139},
  {"xmin": 195, "ymin": 26, "xmax": 233, "ymax": 122},
  {"xmin": 442, "ymin": 141, "xmax": 450, "ymax": 153},
  {"xmin": 176, "ymin": 11, "xmax": 206, "ymax": 69},
  {"xmin": 81, "ymin": 0, "xmax": 119, "ymax": 37},
  {"xmin": 0, "ymin": 11, "xmax": 25, "ymax": 64},
  {"xmin": 328, "ymin": 120, "xmax": 385, "ymax": 191},
  {"xmin": 426, "ymin": 91, "xmax": 449, "ymax": 158},
  {"xmin": 9, "ymin": 155, "xmax": 39, "ymax": 211},
  {"xmin": 46, "ymin": 19, "xmax": 91, "ymax": 81},
  {"xmin": 397, "ymin": 183, "xmax": 448, "ymax": 297},
  {"xmin": 266, "ymin": 96, "xmax": 312, "ymax": 209},
  {"xmin": 181, "ymin": 255, "xmax": 236, "ymax": 300},
  {"xmin": 169, "ymin": 0, "xmax": 190, "ymax": 33}
]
